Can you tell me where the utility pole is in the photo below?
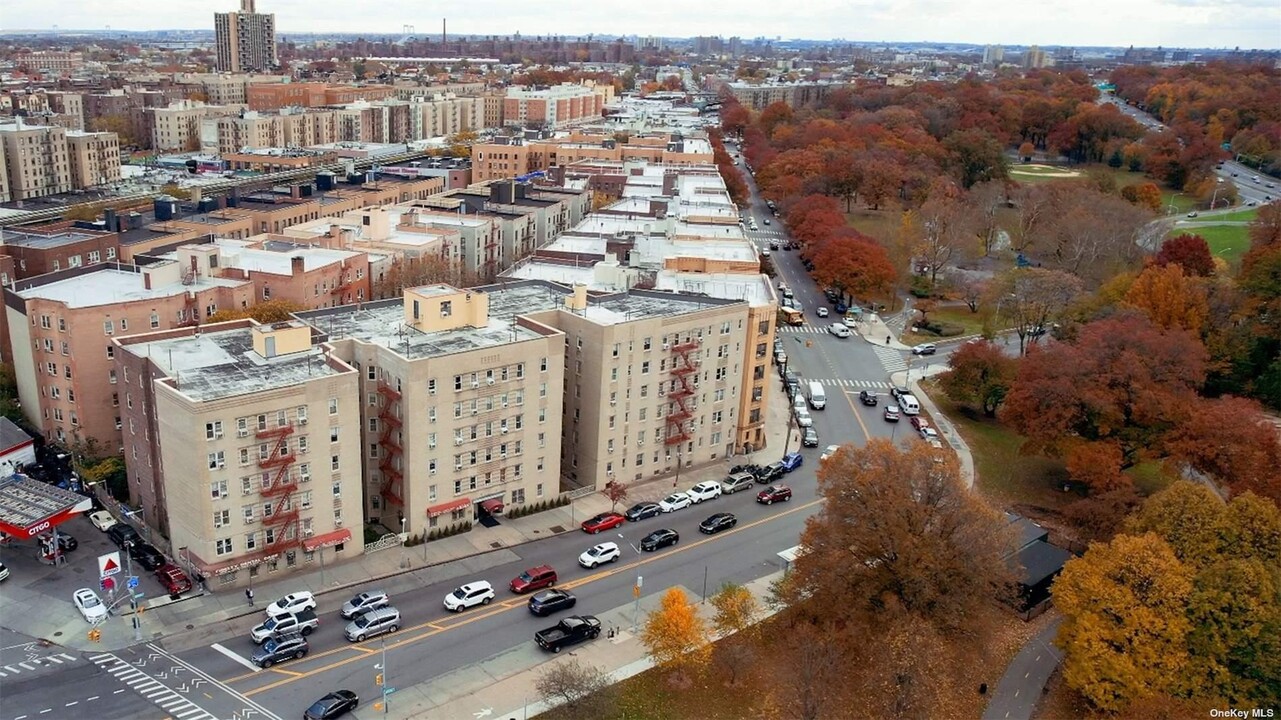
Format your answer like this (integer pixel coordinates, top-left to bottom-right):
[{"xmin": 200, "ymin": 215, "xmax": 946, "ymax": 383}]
[
  {"xmin": 378, "ymin": 637, "xmax": 390, "ymax": 714},
  {"xmin": 123, "ymin": 540, "xmax": 142, "ymax": 641}
]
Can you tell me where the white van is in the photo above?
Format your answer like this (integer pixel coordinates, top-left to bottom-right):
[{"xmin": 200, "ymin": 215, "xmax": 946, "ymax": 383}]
[
  {"xmin": 807, "ymin": 381, "xmax": 826, "ymax": 410},
  {"xmin": 899, "ymin": 394, "xmax": 921, "ymax": 416}
]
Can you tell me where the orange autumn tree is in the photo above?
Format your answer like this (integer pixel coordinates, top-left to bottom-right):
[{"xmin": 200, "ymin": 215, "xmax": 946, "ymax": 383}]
[
  {"xmin": 640, "ymin": 587, "xmax": 709, "ymax": 679},
  {"xmin": 1123, "ymin": 262, "xmax": 1210, "ymax": 334}
]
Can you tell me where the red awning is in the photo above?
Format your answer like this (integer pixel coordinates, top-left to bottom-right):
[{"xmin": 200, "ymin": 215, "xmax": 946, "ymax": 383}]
[
  {"xmin": 480, "ymin": 498, "xmax": 504, "ymax": 515},
  {"xmin": 302, "ymin": 527, "xmax": 351, "ymax": 552},
  {"xmin": 427, "ymin": 497, "xmax": 471, "ymax": 518}
]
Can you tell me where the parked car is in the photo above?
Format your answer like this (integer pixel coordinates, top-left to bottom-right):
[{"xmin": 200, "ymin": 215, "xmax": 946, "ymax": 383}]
[
  {"xmin": 303, "ymin": 690, "xmax": 358, "ymax": 720},
  {"xmin": 816, "ymin": 307, "xmax": 829, "ymax": 317},
  {"xmin": 686, "ymin": 481, "xmax": 723, "ymax": 503},
  {"xmin": 782, "ymin": 371, "xmax": 799, "ymax": 393},
  {"xmin": 344, "ymin": 607, "xmax": 400, "ymax": 642},
  {"xmin": 267, "ymin": 591, "xmax": 317, "ymax": 618},
  {"xmin": 721, "ymin": 472, "xmax": 758, "ymax": 494},
  {"xmin": 890, "ymin": 385, "xmax": 911, "ymax": 401},
  {"xmin": 578, "ymin": 542, "xmax": 621, "ymax": 569},
  {"xmin": 640, "ymin": 528, "xmax": 679, "ymax": 551},
  {"xmin": 884, "ymin": 406, "xmax": 901, "ymax": 422},
  {"xmin": 757, "ymin": 485, "xmax": 793, "ymax": 505},
  {"xmin": 73, "ymin": 588, "xmax": 107, "ymax": 623},
  {"xmin": 858, "ymin": 390, "xmax": 879, "ymax": 406},
  {"xmin": 781, "ymin": 452, "xmax": 803, "ymax": 473},
  {"xmin": 252, "ymin": 608, "xmax": 320, "ymax": 644},
  {"xmin": 41, "ymin": 533, "xmax": 78, "ymax": 553},
  {"xmin": 910, "ymin": 416, "xmax": 930, "ymax": 432},
  {"xmin": 128, "ymin": 542, "xmax": 166, "ymax": 572},
  {"xmin": 820, "ymin": 445, "xmax": 842, "ymax": 462},
  {"xmin": 107, "ymin": 524, "xmax": 141, "ymax": 549},
  {"xmin": 251, "ymin": 634, "xmax": 309, "ymax": 669},
  {"xmin": 659, "ymin": 492, "xmax": 693, "ymax": 513},
  {"xmin": 581, "ymin": 512, "xmax": 626, "ymax": 534},
  {"xmin": 88, "ymin": 511, "xmax": 118, "ymax": 532},
  {"xmin": 625, "ymin": 502, "xmax": 662, "ymax": 522},
  {"xmin": 699, "ymin": 513, "xmax": 738, "ymax": 535},
  {"xmin": 828, "ymin": 324, "xmax": 851, "ymax": 338},
  {"xmin": 834, "ymin": 302, "xmax": 849, "ymax": 314},
  {"xmin": 444, "ymin": 581, "xmax": 496, "ymax": 612},
  {"xmin": 754, "ymin": 463, "xmax": 786, "ymax": 484},
  {"xmin": 843, "ymin": 314, "xmax": 858, "ymax": 328},
  {"xmin": 920, "ymin": 427, "xmax": 941, "ymax": 443},
  {"xmin": 340, "ymin": 590, "xmax": 390, "ymax": 620},
  {"xmin": 154, "ymin": 563, "xmax": 192, "ymax": 596},
  {"xmin": 510, "ymin": 565, "xmax": 557, "ymax": 594},
  {"xmin": 794, "ymin": 407, "xmax": 813, "ymax": 428},
  {"xmin": 0, "ymin": 563, "xmax": 8, "ymax": 582},
  {"xmin": 535, "ymin": 615, "xmax": 601, "ymax": 653},
  {"xmin": 528, "ymin": 589, "xmax": 578, "ymax": 617},
  {"xmin": 802, "ymin": 426, "xmax": 819, "ymax": 447},
  {"xmin": 911, "ymin": 343, "xmax": 937, "ymax": 355}
]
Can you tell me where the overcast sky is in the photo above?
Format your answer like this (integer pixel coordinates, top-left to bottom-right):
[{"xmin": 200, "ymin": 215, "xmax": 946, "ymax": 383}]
[{"xmin": 3, "ymin": 0, "xmax": 1279, "ymax": 50}]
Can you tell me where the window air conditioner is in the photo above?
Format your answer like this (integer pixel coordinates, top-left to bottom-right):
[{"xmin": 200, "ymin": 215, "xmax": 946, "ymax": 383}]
[
  {"xmin": 304, "ymin": 527, "xmax": 314, "ymax": 537},
  {"xmin": 486, "ymin": 378, "xmax": 494, "ymax": 385},
  {"xmin": 430, "ymin": 468, "xmax": 436, "ymax": 475},
  {"xmin": 471, "ymin": 381, "xmax": 480, "ymax": 388},
  {"xmin": 500, "ymin": 452, "xmax": 507, "ymax": 459},
  {"xmin": 214, "ymin": 431, "xmax": 224, "ymax": 439},
  {"xmin": 216, "ymin": 460, "xmax": 226, "ymax": 469},
  {"xmin": 334, "ymin": 518, "xmax": 343, "ymax": 527},
  {"xmin": 662, "ymin": 344, "xmax": 670, "ymax": 350},
  {"xmin": 454, "ymin": 463, "xmax": 463, "ymax": 471},
  {"xmin": 299, "ymin": 418, "xmax": 308, "ymax": 425},
  {"xmin": 501, "ymin": 428, "xmax": 508, "ymax": 434},
  {"xmin": 455, "ymin": 438, "xmax": 464, "ymax": 446},
  {"xmin": 238, "ymin": 429, "xmax": 249, "ymax": 437},
  {"xmin": 243, "ymin": 487, "xmax": 252, "ymax": 495}
]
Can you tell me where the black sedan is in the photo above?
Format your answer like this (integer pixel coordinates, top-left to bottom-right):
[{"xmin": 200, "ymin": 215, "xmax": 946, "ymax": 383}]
[
  {"xmin": 624, "ymin": 502, "xmax": 661, "ymax": 522},
  {"xmin": 41, "ymin": 533, "xmax": 78, "ymax": 552},
  {"xmin": 528, "ymin": 589, "xmax": 578, "ymax": 617},
  {"xmin": 640, "ymin": 528, "xmax": 679, "ymax": 551},
  {"xmin": 699, "ymin": 513, "xmax": 738, "ymax": 535},
  {"xmin": 858, "ymin": 390, "xmax": 878, "ymax": 406},
  {"xmin": 754, "ymin": 463, "xmax": 785, "ymax": 484},
  {"xmin": 128, "ymin": 542, "xmax": 166, "ymax": 571},
  {"xmin": 304, "ymin": 690, "xmax": 359, "ymax": 720}
]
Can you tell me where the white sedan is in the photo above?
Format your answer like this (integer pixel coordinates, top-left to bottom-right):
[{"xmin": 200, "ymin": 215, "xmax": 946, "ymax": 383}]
[
  {"xmin": 820, "ymin": 444, "xmax": 843, "ymax": 462},
  {"xmin": 89, "ymin": 511, "xmax": 118, "ymax": 532},
  {"xmin": 74, "ymin": 588, "xmax": 108, "ymax": 623},
  {"xmin": 659, "ymin": 492, "xmax": 692, "ymax": 513}
]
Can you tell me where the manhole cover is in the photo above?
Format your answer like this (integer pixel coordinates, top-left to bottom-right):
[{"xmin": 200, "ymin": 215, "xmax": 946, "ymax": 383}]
[
  {"xmin": 52, "ymin": 632, "xmax": 62, "ymax": 637},
  {"xmin": 489, "ymin": 542, "xmax": 503, "ymax": 549},
  {"xmin": 549, "ymin": 525, "xmax": 567, "ymax": 533}
]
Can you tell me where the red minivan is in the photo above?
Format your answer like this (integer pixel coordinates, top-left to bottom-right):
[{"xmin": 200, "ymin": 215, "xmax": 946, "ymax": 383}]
[{"xmin": 510, "ymin": 565, "xmax": 557, "ymax": 594}]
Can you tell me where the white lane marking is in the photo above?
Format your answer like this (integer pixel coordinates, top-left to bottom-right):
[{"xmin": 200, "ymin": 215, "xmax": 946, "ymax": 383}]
[{"xmin": 209, "ymin": 643, "xmax": 261, "ymax": 673}]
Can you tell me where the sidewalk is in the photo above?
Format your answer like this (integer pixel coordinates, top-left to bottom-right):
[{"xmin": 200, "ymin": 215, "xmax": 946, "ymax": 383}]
[
  {"xmin": 857, "ymin": 313, "xmax": 915, "ymax": 350},
  {"xmin": 38, "ymin": 385, "xmax": 795, "ymax": 655},
  {"xmin": 982, "ymin": 614, "xmax": 1064, "ymax": 720},
  {"xmin": 379, "ymin": 569, "xmax": 787, "ymax": 720}
]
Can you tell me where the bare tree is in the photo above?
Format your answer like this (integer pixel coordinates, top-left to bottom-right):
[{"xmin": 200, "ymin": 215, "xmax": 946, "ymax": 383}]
[
  {"xmin": 535, "ymin": 659, "xmax": 614, "ymax": 720},
  {"xmin": 968, "ymin": 180, "xmax": 1009, "ymax": 256},
  {"xmin": 914, "ymin": 189, "xmax": 978, "ymax": 285},
  {"xmin": 602, "ymin": 480, "xmax": 629, "ymax": 511},
  {"xmin": 990, "ymin": 267, "xmax": 1083, "ymax": 355}
]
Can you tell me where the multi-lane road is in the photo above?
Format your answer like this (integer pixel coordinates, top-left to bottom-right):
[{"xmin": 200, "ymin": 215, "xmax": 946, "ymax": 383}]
[{"xmin": 0, "ymin": 151, "xmax": 934, "ymax": 720}]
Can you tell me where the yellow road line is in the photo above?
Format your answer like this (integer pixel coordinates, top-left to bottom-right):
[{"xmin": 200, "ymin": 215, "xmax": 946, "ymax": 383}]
[{"xmin": 238, "ymin": 498, "xmax": 821, "ymax": 697}]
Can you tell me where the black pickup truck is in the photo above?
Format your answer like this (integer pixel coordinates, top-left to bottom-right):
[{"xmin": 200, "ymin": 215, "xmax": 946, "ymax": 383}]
[{"xmin": 534, "ymin": 615, "xmax": 601, "ymax": 653}]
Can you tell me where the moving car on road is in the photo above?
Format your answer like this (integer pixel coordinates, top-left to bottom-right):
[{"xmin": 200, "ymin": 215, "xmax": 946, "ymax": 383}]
[
  {"xmin": 640, "ymin": 528, "xmax": 679, "ymax": 551},
  {"xmin": 528, "ymin": 589, "xmax": 577, "ymax": 616},
  {"xmin": 444, "ymin": 581, "xmax": 496, "ymax": 612},
  {"xmin": 340, "ymin": 590, "xmax": 390, "ymax": 620},
  {"xmin": 699, "ymin": 513, "xmax": 738, "ymax": 534},
  {"xmin": 781, "ymin": 452, "xmax": 804, "ymax": 473},
  {"xmin": 251, "ymin": 634, "xmax": 308, "ymax": 669},
  {"xmin": 535, "ymin": 615, "xmax": 601, "ymax": 653},
  {"xmin": 884, "ymin": 405, "xmax": 901, "ymax": 422},
  {"xmin": 303, "ymin": 690, "xmax": 359, "ymax": 720},
  {"xmin": 911, "ymin": 343, "xmax": 937, "ymax": 355},
  {"xmin": 267, "ymin": 591, "xmax": 317, "ymax": 618},
  {"xmin": 757, "ymin": 485, "xmax": 793, "ymax": 505},
  {"xmin": 578, "ymin": 542, "xmax": 621, "ymax": 569},
  {"xmin": 344, "ymin": 606, "xmax": 400, "ymax": 642},
  {"xmin": 510, "ymin": 565, "xmax": 557, "ymax": 594},
  {"xmin": 816, "ymin": 307, "xmax": 829, "ymax": 317},
  {"xmin": 820, "ymin": 445, "xmax": 842, "ymax": 462},
  {"xmin": 581, "ymin": 512, "xmax": 626, "ymax": 534},
  {"xmin": 251, "ymin": 609, "xmax": 319, "ymax": 644},
  {"xmin": 828, "ymin": 323, "xmax": 851, "ymax": 338},
  {"xmin": 73, "ymin": 588, "xmax": 107, "ymax": 623},
  {"xmin": 858, "ymin": 390, "xmax": 878, "ymax": 406}
]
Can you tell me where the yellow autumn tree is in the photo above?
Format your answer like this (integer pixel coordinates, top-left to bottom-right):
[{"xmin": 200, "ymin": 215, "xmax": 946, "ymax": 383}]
[
  {"xmin": 1054, "ymin": 532, "xmax": 1195, "ymax": 712},
  {"xmin": 207, "ymin": 299, "xmax": 305, "ymax": 324},
  {"xmin": 1123, "ymin": 263, "xmax": 1209, "ymax": 334},
  {"xmin": 641, "ymin": 587, "xmax": 709, "ymax": 678}
]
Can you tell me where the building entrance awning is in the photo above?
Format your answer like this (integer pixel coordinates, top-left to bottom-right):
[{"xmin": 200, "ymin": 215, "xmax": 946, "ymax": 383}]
[
  {"xmin": 427, "ymin": 498, "xmax": 471, "ymax": 518},
  {"xmin": 302, "ymin": 527, "xmax": 351, "ymax": 552}
]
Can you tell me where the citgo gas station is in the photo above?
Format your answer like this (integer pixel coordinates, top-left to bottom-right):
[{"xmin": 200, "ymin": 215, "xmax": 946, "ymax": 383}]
[{"xmin": 0, "ymin": 474, "xmax": 92, "ymax": 563}]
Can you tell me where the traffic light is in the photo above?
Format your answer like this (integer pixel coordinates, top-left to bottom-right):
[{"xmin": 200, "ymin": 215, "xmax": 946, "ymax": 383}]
[
  {"xmin": 88, "ymin": 628, "xmax": 101, "ymax": 642},
  {"xmin": 375, "ymin": 673, "xmax": 384, "ymax": 686}
]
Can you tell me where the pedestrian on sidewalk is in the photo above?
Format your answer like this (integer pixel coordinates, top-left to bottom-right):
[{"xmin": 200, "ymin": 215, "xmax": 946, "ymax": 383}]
[
  {"xmin": 245, "ymin": 588, "xmax": 254, "ymax": 606},
  {"xmin": 886, "ymin": 335, "xmax": 891, "ymax": 345}
]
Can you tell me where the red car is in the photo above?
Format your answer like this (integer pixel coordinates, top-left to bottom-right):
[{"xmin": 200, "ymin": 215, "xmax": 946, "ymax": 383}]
[
  {"xmin": 756, "ymin": 485, "xmax": 793, "ymax": 505},
  {"xmin": 910, "ymin": 416, "xmax": 930, "ymax": 432},
  {"xmin": 510, "ymin": 565, "xmax": 558, "ymax": 594},
  {"xmin": 581, "ymin": 512, "xmax": 625, "ymax": 534},
  {"xmin": 154, "ymin": 563, "xmax": 192, "ymax": 596}
]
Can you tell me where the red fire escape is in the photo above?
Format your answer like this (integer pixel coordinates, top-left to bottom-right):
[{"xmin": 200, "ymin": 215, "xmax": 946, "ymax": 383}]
[
  {"xmin": 377, "ymin": 381, "xmax": 404, "ymax": 507},
  {"xmin": 257, "ymin": 422, "xmax": 300, "ymax": 554},
  {"xmin": 330, "ymin": 266, "xmax": 354, "ymax": 304},
  {"xmin": 665, "ymin": 338, "xmax": 701, "ymax": 446},
  {"xmin": 483, "ymin": 231, "xmax": 500, "ymax": 279}
]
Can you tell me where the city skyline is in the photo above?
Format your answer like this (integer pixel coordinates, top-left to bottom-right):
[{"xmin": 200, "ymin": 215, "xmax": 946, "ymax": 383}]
[{"xmin": 2, "ymin": 0, "xmax": 1279, "ymax": 50}]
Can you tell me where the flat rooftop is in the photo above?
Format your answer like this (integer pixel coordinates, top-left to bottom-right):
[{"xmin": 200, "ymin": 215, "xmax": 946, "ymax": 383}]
[
  {"xmin": 1, "ymin": 228, "xmax": 105, "ymax": 249},
  {"xmin": 482, "ymin": 279, "xmax": 743, "ymax": 327},
  {"xmin": 126, "ymin": 323, "xmax": 346, "ymax": 402},
  {"xmin": 14, "ymin": 266, "xmax": 246, "ymax": 309},
  {"xmin": 215, "ymin": 239, "xmax": 360, "ymax": 274}
]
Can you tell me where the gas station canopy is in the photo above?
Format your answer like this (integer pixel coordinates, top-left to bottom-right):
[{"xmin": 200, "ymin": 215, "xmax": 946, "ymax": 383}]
[{"xmin": 0, "ymin": 474, "xmax": 92, "ymax": 539}]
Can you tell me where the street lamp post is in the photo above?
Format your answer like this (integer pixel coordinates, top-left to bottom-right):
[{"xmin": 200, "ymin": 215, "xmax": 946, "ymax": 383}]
[
  {"xmin": 123, "ymin": 540, "xmax": 143, "ymax": 641},
  {"xmin": 399, "ymin": 517, "xmax": 408, "ymax": 569},
  {"xmin": 1167, "ymin": 192, "xmax": 1184, "ymax": 215}
]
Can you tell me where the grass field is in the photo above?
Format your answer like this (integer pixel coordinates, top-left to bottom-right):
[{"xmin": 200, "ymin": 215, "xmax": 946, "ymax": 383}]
[
  {"xmin": 1208, "ymin": 207, "xmax": 1259, "ymax": 223},
  {"xmin": 901, "ymin": 304, "xmax": 988, "ymax": 345},
  {"xmin": 1170, "ymin": 223, "xmax": 1251, "ymax": 264},
  {"xmin": 845, "ymin": 207, "xmax": 901, "ymax": 243}
]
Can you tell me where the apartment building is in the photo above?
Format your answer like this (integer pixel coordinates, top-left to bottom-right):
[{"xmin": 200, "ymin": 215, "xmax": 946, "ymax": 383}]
[
  {"xmin": 114, "ymin": 320, "xmax": 362, "ymax": 585},
  {"xmin": 0, "ymin": 141, "xmax": 9, "ymax": 203},
  {"xmin": 471, "ymin": 132, "xmax": 713, "ymax": 182},
  {"xmin": 0, "ymin": 225, "xmax": 121, "ymax": 279},
  {"xmin": 177, "ymin": 73, "xmax": 290, "ymax": 106},
  {"xmin": 406, "ymin": 93, "xmax": 486, "ymax": 139},
  {"xmin": 15, "ymin": 51, "xmax": 84, "ymax": 73},
  {"xmin": 165, "ymin": 237, "xmax": 372, "ymax": 308},
  {"xmin": 1, "ymin": 121, "xmax": 72, "ymax": 200},
  {"xmin": 214, "ymin": 0, "xmax": 278, "ymax": 73},
  {"xmin": 502, "ymin": 84, "xmax": 604, "ymax": 129},
  {"xmin": 152, "ymin": 101, "xmax": 240, "ymax": 152},
  {"xmin": 45, "ymin": 92, "xmax": 85, "ymax": 131},
  {"xmin": 725, "ymin": 80, "xmax": 859, "ymax": 110},
  {"xmin": 246, "ymin": 83, "xmax": 395, "ymax": 111},
  {"xmin": 4, "ymin": 262, "xmax": 256, "ymax": 450},
  {"xmin": 66, "ymin": 131, "xmax": 122, "ymax": 188},
  {"xmin": 296, "ymin": 285, "xmax": 566, "ymax": 535}
]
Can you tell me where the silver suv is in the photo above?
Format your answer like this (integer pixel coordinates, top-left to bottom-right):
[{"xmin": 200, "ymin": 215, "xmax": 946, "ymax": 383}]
[
  {"xmin": 344, "ymin": 606, "xmax": 401, "ymax": 642},
  {"xmin": 340, "ymin": 590, "xmax": 390, "ymax": 619},
  {"xmin": 721, "ymin": 472, "xmax": 757, "ymax": 495}
]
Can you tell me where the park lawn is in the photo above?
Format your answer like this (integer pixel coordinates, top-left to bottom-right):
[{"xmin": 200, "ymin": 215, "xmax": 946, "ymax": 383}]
[
  {"xmin": 1177, "ymin": 223, "xmax": 1251, "ymax": 264},
  {"xmin": 1126, "ymin": 460, "xmax": 1177, "ymax": 496},
  {"xmin": 926, "ymin": 383, "xmax": 1073, "ymax": 511},
  {"xmin": 901, "ymin": 304, "xmax": 988, "ymax": 345},
  {"xmin": 1209, "ymin": 207, "xmax": 1258, "ymax": 223},
  {"xmin": 845, "ymin": 206, "xmax": 901, "ymax": 243}
]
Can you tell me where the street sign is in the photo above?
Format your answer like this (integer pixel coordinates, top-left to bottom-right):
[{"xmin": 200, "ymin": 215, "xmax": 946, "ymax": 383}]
[
  {"xmin": 101, "ymin": 576, "xmax": 115, "ymax": 593},
  {"xmin": 384, "ymin": 687, "xmax": 397, "ymax": 695},
  {"xmin": 127, "ymin": 576, "xmax": 139, "ymax": 589},
  {"xmin": 133, "ymin": 591, "xmax": 145, "ymax": 599},
  {"xmin": 98, "ymin": 551, "xmax": 122, "ymax": 578}
]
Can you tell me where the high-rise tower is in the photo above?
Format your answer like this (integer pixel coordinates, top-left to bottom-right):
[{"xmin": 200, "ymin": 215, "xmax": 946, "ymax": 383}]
[{"xmin": 214, "ymin": 0, "xmax": 278, "ymax": 73}]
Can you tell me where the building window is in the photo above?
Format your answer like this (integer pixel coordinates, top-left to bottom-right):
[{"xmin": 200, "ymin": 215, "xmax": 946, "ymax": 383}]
[
  {"xmin": 208, "ymin": 451, "xmax": 225, "ymax": 470},
  {"xmin": 215, "ymin": 538, "xmax": 233, "ymax": 556},
  {"xmin": 206, "ymin": 421, "xmax": 223, "ymax": 439},
  {"xmin": 214, "ymin": 509, "xmax": 230, "ymax": 528},
  {"xmin": 540, "ymin": 357, "xmax": 548, "ymax": 372},
  {"xmin": 245, "ymin": 532, "xmax": 257, "ymax": 551},
  {"xmin": 331, "ymin": 455, "xmax": 340, "ymax": 471},
  {"xmin": 330, "ymin": 427, "xmax": 339, "ymax": 442},
  {"xmin": 150, "ymin": 313, "xmax": 160, "ymax": 329},
  {"xmin": 103, "ymin": 320, "xmax": 114, "ymax": 335},
  {"xmin": 210, "ymin": 478, "xmax": 228, "ymax": 498},
  {"xmin": 328, "ymin": 397, "xmax": 338, "ymax": 414}
]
